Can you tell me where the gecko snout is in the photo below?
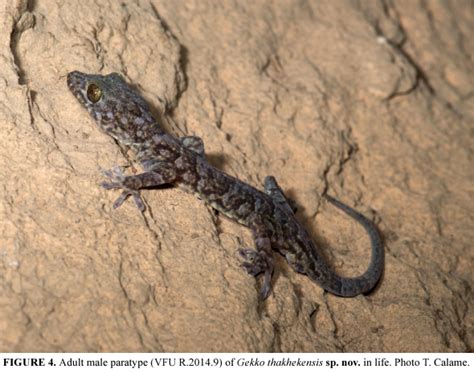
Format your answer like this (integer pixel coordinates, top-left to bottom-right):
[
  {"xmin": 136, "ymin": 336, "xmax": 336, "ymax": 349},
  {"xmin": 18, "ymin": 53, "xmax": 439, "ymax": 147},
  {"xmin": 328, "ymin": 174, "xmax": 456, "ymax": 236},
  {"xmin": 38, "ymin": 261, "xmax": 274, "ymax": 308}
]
[{"xmin": 67, "ymin": 71, "xmax": 85, "ymax": 90}]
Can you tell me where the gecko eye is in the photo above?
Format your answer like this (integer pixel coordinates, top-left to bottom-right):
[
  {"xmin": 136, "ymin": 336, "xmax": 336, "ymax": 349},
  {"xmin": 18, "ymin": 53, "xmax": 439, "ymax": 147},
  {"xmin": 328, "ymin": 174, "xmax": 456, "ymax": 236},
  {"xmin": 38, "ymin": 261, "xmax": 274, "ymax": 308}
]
[{"xmin": 87, "ymin": 83, "xmax": 102, "ymax": 103}]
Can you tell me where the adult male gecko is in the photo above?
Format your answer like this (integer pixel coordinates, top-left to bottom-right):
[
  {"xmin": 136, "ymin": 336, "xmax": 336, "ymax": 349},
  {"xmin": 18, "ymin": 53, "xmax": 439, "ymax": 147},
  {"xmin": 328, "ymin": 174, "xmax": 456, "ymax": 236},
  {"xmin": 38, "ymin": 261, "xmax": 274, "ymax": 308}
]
[{"xmin": 67, "ymin": 71, "xmax": 383, "ymax": 299}]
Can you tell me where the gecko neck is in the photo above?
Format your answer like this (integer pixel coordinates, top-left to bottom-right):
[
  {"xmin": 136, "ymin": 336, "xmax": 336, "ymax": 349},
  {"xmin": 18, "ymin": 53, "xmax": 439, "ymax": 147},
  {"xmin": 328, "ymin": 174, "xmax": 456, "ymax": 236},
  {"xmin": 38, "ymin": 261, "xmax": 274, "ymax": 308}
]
[{"xmin": 113, "ymin": 122, "xmax": 166, "ymax": 148}]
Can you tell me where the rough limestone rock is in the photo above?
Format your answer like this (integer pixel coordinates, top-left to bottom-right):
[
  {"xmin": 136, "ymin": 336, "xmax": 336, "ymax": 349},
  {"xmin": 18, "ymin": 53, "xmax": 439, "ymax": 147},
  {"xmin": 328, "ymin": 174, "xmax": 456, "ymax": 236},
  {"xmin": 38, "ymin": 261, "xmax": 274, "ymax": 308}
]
[{"xmin": 0, "ymin": 0, "xmax": 472, "ymax": 352}]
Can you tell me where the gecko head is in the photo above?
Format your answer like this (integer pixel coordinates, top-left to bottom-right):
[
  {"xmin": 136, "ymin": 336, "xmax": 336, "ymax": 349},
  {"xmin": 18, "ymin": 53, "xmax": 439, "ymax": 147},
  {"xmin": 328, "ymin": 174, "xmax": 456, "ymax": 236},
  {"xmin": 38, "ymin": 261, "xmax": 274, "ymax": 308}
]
[{"xmin": 67, "ymin": 71, "xmax": 157, "ymax": 144}]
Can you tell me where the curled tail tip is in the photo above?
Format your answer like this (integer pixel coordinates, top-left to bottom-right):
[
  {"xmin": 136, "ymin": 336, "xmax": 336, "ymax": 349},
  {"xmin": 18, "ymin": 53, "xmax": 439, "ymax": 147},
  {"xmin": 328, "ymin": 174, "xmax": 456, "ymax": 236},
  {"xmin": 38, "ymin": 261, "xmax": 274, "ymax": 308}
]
[{"xmin": 321, "ymin": 193, "xmax": 384, "ymax": 297}]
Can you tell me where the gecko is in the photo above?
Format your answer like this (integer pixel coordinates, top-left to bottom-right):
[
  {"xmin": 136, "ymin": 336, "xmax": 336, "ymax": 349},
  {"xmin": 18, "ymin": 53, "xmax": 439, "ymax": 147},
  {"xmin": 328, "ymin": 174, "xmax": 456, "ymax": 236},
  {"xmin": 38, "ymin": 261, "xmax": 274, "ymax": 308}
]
[{"xmin": 67, "ymin": 70, "xmax": 384, "ymax": 299}]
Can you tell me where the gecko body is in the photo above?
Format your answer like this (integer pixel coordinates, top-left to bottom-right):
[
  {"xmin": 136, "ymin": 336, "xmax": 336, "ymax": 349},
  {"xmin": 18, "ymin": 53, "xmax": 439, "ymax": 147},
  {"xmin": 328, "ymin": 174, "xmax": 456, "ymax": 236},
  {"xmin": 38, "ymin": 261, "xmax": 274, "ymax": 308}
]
[{"xmin": 67, "ymin": 71, "xmax": 384, "ymax": 299}]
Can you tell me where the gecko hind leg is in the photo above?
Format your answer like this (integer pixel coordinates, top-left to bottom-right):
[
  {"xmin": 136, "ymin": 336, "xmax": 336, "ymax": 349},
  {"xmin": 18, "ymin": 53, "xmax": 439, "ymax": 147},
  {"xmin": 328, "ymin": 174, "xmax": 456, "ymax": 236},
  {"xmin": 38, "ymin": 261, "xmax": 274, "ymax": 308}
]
[
  {"xmin": 264, "ymin": 176, "xmax": 298, "ymax": 214},
  {"xmin": 239, "ymin": 220, "xmax": 274, "ymax": 299},
  {"xmin": 101, "ymin": 165, "xmax": 176, "ymax": 211}
]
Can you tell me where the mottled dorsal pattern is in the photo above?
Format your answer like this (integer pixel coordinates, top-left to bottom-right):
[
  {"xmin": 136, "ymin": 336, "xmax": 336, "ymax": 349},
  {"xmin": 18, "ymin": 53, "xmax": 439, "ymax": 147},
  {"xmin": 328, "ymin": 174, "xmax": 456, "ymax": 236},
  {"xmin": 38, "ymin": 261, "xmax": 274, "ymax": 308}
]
[{"xmin": 67, "ymin": 70, "xmax": 383, "ymax": 299}]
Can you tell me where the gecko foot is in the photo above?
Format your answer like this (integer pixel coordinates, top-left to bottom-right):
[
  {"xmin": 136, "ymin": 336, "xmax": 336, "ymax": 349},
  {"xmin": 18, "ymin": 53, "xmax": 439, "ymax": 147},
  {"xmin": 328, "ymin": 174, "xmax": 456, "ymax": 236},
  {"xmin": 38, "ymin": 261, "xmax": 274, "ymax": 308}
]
[
  {"xmin": 239, "ymin": 248, "xmax": 274, "ymax": 299},
  {"xmin": 100, "ymin": 166, "xmax": 145, "ymax": 211}
]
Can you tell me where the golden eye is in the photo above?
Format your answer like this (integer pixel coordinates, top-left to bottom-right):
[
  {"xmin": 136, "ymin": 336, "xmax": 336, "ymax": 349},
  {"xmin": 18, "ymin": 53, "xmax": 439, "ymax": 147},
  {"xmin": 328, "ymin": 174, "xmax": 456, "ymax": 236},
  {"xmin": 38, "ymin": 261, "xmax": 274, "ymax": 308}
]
[{"xmin": 87, "ymin": 83, "xmax": 102, "ymax": 103}]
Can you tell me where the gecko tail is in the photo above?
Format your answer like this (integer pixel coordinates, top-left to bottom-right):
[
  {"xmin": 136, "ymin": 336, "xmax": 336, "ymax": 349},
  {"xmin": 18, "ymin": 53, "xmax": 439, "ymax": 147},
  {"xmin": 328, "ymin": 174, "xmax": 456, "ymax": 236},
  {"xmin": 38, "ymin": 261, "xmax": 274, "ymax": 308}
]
[{"xmin": 313, "ymin": 194, "xmax": 384, "ymax": 297}]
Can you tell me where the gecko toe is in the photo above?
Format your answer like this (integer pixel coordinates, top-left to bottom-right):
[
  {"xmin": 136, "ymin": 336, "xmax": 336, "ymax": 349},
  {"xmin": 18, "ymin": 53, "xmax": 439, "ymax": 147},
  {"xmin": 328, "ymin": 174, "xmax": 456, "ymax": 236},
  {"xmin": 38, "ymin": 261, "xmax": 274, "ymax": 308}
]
[
  {"xmin": 132, "ymin": 192, "xmax": 145, "ymax": 211},
  {"xmin": 112, "ymin": 191, "xmax": 131, "ymax": 209},
  {"xmin": 112, "ymin": 189, "xmax": 144, "ymax": 211},
  {"xmin": 101, "ymin": 181, "xmax": 122, "ymax": 190},
  {"xmin": 259, "ymin": 268, "xmax": 273, "ymax": 300}
]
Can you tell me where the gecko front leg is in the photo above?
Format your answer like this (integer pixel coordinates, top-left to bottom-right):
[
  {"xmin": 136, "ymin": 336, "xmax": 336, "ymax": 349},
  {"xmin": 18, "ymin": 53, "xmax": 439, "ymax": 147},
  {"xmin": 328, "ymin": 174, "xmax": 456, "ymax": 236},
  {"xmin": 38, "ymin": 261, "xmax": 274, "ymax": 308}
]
[
  {"xmin": 239, "ymin": 218, "xmax": 274, "ymax": 299},
  {"xmin": 101, "ymin": 164, "xmax": 176, "ymax": 211},
  {"xmin": 264, "ymin": 176, "xmax": 298, "ymax": 214}
]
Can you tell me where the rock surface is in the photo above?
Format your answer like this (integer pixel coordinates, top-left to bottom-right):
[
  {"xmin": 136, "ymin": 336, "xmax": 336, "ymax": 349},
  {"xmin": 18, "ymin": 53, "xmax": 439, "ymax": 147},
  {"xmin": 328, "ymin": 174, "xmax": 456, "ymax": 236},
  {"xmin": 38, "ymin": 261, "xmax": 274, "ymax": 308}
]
[{"xmin": 0, "ymin": 0, "xmax": 472, "ymax": 352}]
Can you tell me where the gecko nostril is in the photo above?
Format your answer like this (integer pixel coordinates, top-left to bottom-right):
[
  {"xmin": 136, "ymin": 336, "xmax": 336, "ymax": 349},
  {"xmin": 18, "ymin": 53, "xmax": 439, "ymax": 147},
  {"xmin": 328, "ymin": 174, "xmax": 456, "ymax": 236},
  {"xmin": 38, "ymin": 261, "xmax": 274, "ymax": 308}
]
[
  {"xmin": 67, "ymin": 71, "xmax": 77, "ymax": 82},
  {"xmin": 67, "ymin": 71, "xmax": 86, "ymax": 88}
]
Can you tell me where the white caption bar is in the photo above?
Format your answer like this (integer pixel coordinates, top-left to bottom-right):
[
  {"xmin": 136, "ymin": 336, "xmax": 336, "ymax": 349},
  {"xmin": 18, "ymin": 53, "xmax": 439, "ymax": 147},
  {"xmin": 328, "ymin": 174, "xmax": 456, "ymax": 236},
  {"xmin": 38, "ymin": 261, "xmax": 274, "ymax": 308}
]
[{"xmin": 0, "ymin": 353, "xmax": 471, "ymax": 373}]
